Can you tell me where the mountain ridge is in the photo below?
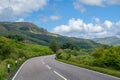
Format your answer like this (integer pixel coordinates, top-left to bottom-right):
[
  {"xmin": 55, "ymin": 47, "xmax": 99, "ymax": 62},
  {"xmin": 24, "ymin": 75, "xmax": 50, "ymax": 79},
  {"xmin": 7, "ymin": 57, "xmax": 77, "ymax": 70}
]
[
  {"xmin": 92, "ymin": 36, "xmax": 120, "ymax": 46},
  {"xmin": 0, "ymin": 22, "xmax": 102, "ymax": 51}
]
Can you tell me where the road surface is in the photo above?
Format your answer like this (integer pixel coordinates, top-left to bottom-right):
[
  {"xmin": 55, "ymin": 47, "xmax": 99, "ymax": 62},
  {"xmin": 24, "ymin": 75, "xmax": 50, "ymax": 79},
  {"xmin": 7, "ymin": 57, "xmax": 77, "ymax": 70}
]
[{"xmin": 12, "ymin": 55, "xmax": 120, "ymax": 80}]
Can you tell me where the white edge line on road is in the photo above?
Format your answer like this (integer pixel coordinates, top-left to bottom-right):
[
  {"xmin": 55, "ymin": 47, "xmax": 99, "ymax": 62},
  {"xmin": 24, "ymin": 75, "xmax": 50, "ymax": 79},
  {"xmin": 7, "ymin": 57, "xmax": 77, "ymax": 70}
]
[
  {"xmin": 57, "ymin": 60, "xmax": 120, "ymax": 79},
  {"xmin": 53, "ymin": 71, "xmax": 67, "ymax": 80},
  {"xmin": 78, "ymin": 66, "xmax": 120, "ymax": 79},
  {"xmin": 12, "ymin": 59, "xmax": 29, "ymax": 80},
  {"xmin": 46, "ymin": 65, "xmax": 51, "ymax": 69},
  {"xmin": 42, "ymin": 61, "xmax": 45, "ymax": 64}
]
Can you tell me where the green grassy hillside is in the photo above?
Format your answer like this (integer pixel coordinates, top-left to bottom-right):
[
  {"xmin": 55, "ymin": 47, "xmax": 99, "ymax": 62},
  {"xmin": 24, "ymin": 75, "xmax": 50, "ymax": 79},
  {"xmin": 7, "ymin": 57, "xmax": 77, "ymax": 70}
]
[
  {"xmin": 0, "ymin": 36, "xmax": 53, "ymax": 80},
  {"xmin": 0, "ymin": 22, "xmax": 102, "ymax": 51}
]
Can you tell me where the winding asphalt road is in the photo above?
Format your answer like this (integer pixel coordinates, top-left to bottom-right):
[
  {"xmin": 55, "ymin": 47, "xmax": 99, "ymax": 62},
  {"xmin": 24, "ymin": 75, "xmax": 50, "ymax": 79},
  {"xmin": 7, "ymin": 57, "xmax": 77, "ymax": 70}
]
[{"xmin": 12, "ymin": 55, "xmax": 120, "ymax": 80}]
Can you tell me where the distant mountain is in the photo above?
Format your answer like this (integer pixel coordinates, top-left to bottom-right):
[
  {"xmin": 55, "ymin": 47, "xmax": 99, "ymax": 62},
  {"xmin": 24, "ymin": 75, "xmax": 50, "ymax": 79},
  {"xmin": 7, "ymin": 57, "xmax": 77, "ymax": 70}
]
[
  {"xmin": 92, "ymin": 36, "xmax": 120, "ymax": 46},
  {"xmin": 0, "ymin": 22, "xmax": 102, "ymax": 51}
]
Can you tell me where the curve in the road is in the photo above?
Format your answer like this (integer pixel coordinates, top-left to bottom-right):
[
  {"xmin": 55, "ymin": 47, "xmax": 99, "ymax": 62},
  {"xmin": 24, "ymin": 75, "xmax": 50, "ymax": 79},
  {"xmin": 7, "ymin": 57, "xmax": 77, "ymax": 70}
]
[{"xmin": 12, "ymin": 55, "xmax": 120, "ymax": 80}]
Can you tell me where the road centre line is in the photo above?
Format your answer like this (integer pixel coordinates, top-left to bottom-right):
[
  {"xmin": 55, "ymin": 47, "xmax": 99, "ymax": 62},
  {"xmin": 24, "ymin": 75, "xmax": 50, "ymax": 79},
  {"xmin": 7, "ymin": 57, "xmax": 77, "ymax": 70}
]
[
  {"xmin": 53, "ymin": 71, "xmax": 67, "ymax": 80},
  {"xmin": 42, "ymin": 61, "xmax": 45, "ymax": 64},
  {"xmin": 46, "ymin": 65, "xmax": 51, "ymax": 69}
]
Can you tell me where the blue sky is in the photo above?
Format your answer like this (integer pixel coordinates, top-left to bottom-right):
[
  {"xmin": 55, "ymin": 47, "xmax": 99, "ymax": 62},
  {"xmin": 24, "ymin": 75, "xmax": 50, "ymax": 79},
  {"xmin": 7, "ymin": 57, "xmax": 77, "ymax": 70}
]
[{"xmin": 0, "ymin": 0, "xmax": 120, "ymax": 38}]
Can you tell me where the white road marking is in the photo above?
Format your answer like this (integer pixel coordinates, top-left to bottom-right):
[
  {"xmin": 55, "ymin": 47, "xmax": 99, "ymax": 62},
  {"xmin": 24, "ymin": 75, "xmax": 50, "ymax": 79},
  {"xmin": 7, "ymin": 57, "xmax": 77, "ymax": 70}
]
[
  {"xmin": 74, "ymin": 65, "xmax": 120, "ymax": 79},
  {"xmin": 56, "ymin": 58, "xmax": 120, "ymax": 79},
  {"xmin": 53, "ymin": 71, "xmax": 67, "ymax": 80},
  {"xmin": 12, "ymin": 59, "xmax": 29, "ymax": 80},
  {"xmin": 41, "ymin": 58, "xmax": 45, "ymax": 64},
  {"xmin": 42, "ymin": 61, "xmax": 45, "ymax": 64},
  {"xmin": 46, "ymin": 65, "xmax": 51, "ymax": 69}
]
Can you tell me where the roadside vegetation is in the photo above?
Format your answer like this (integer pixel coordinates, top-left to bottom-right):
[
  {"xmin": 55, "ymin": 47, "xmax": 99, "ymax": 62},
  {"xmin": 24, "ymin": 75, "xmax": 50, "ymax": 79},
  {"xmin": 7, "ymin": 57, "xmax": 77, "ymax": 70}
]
[
  {"xmin": 49, "ymin": 38, "xmax": 58, "ymax": 53},
  {"xmin": 0, "ymin": 36, "xmax": 53, "ymax": 80},
  {"xmin": 56, "ymin": 43, "xmax": 120, "ymax": 78}
]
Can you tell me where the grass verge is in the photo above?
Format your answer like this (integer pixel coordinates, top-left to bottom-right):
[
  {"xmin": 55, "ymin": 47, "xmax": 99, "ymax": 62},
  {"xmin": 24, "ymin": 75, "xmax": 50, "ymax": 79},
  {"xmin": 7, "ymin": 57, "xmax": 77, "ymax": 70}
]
[{"xmin": 56, "ymin": 58, "xmax": 120, "ymax": 78}]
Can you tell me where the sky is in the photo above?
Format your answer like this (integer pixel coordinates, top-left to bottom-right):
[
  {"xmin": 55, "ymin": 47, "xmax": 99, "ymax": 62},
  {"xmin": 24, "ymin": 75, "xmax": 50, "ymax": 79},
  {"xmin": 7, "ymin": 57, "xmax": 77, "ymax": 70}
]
[{"xmin": 0, "ymin": 0, "xmax": 120, "ymax": 39}]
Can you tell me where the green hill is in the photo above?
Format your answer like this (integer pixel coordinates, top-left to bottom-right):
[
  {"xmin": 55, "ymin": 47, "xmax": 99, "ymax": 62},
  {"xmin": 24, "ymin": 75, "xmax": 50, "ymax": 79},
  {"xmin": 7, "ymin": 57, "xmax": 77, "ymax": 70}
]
[
  {"xmin": 92, "ymin": 36, "xmax": 120, "ymax": 46},
  {"xmin": 0, "ymin": 36, "xmax": 53, "ymax": 60},
  {"xmin": 0, "ymin": 36, "xmax": 53, "ymax": 80},
  {"xmin": 0, "ymin": 22, "xmax": 102, "ymax": 51}
]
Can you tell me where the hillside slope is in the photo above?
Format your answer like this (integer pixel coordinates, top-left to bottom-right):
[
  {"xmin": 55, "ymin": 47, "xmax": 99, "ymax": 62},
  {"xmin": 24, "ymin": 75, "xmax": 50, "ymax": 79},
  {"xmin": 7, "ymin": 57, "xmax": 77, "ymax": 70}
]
[
  {"xmin": 93, "ymin": 36, "xmax": 120, "ymax": 46},
  {"xmin": 0, "ymin": 36, "xmax": 53, "ymax": 80},
  {"xmin": 0, "ymin": 22, "xmax": 102, "ymax": 50}
]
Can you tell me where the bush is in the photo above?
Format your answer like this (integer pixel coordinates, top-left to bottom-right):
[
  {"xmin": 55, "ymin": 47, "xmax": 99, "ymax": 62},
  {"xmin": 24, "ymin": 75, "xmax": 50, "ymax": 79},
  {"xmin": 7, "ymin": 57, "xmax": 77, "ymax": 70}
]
[{"xmin": 92, "ymin": 46, "xmax": 120, "ymax": 69}]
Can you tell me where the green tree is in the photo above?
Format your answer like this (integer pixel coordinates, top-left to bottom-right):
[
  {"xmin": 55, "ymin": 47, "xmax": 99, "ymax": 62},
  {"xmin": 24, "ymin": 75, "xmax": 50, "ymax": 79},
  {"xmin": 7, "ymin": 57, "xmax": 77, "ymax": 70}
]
[
  {"xmin": 61, "ymin": 42, "xmax": 79, "ymax": 50},
  {"xmin": 7, "ymin": 35, "xmax": 24, "ymax": 41},
  {"xmin": 92, "ymin": 47, "xmax": 104, "ymax": 58},
  {"xmin": 49, "ymin": 39, "xmax": 58, "ymax": 53},
  {"xmin": 92, "ymin": 46, "xmax": 120, "ymax": 69}
]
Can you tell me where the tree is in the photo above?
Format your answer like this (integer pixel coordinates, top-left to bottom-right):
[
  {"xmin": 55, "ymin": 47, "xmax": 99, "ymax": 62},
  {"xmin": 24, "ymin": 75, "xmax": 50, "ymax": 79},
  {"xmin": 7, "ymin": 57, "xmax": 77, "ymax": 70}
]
[
  {"xmin": 61, "ymin": 42, "xmax": 71, "ymax": 49},
  {"xmin": 7, "ymin": 35, "xmax": 24, "ymax": 41},
  {"xmin": 49, "ymin": 39, "xmax": 58, "ymax": 53},
  {"xmin": 61, "ymin": 42, "xmax": 79, "ymax": 50}
]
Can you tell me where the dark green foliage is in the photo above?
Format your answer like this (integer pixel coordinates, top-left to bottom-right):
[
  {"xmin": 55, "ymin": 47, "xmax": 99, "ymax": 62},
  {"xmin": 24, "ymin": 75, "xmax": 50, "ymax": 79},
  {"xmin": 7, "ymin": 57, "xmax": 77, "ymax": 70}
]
[
  {"xmin": 7, "ymin": 35, "xmax": 25, "ymax": 41},
  {"xmin": 61, "ymin": 42, "xmax": 72, "ymax": 49},
  {"xmin": 56, "ymin": 47, "xmax": 120, "ymax": 78},
  {"xmin": 56, "ymin": 36, "xmax": 102, "ymax": 51},
  {"xmin": 92, "ymin": 45, "xmax": 110, "ymax": 58},
  {"xmin": 66, "ymin": 53, "xmax": 71, "ymax": 60},
  {"xmin": 49, "ymin": 39, "xmax": 58, "ymax": 53},
  {"xmin": 56, "ymin": 52, "xmax": 71, "ymax": 60},
  {"xmin": 92, "ymin": 48, "xmax": 104, "ymax": 58},
  {"xmin": 19, "ymin": 26, "xmax": 29, "ymax": 31},
  {"xmin": 56, "ymin": 53, "xmax": 62, "ymax": 59},
  {"xmin": 56, "ymin": 45, "xmax": 120, "ymax": 70},
  {"xmin": 93, "ymin": 46, "xmax": 120, "ymax": 69},
  {"xmin": 0, "ymin": 43, "xmax": 11, "ymax": 59},
  {"xmin": 61, "ymin": 42, "xmax": 79, "ymax": 50}
]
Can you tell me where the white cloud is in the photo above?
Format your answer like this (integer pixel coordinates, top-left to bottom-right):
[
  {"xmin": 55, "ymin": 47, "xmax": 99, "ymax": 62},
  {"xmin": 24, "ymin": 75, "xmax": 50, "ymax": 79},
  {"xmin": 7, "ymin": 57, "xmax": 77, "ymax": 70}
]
[
  {"xmin": 80, "ymin": 0, "xmax": 104, "ymax": 7},
  {"xmin": 116, "ymin": 20, "xmax": 120, "ymax": 26},
  {"xmin": 54, "ymin": 25, "xmax": 70, "ymax": 33},
  {"xmin": 114, "ymin": 20, "xmax": 120, "ymax": 37},
  {"xmin": 106, "ymin": 0, "xmax": 120, "ymax": 5},
  {"xmin": 39, "ymin": 15, "xmax": 61, "ymax": 22},
  {"xmin": 53, "ymin": 18, "xmax": 120, "ymax": 38},
  {"xmin": 50, "ymin": 15, "xmax": 61, "ymax": 21},
  {"xmin": 92, "ymin": 17, "xmax": 100, "ymax": 23},
  {"xmin": 73, "ymin": 0, "xmax": 104, "ymax": 13},
  {"xmin": 73, "ymin": 0, "xmax": 120, "ymax": 13},
  {"xmin": 0, "ymin": 0, "xmax": 48, "ymax": 21},
  {"xmin": 73, "ymin": 2, "xmax": 86, "ymax": 13},
  {"xmin": 16, "ymin": 18, "xmax": 24, "ymax": 22},
  {"xmin": 104, "ymin": 20, "xmax": 113, "ymax": 29},
  {"xmin": 0, "ymin": 7, "xmax": 15, "ymax": 21}
]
